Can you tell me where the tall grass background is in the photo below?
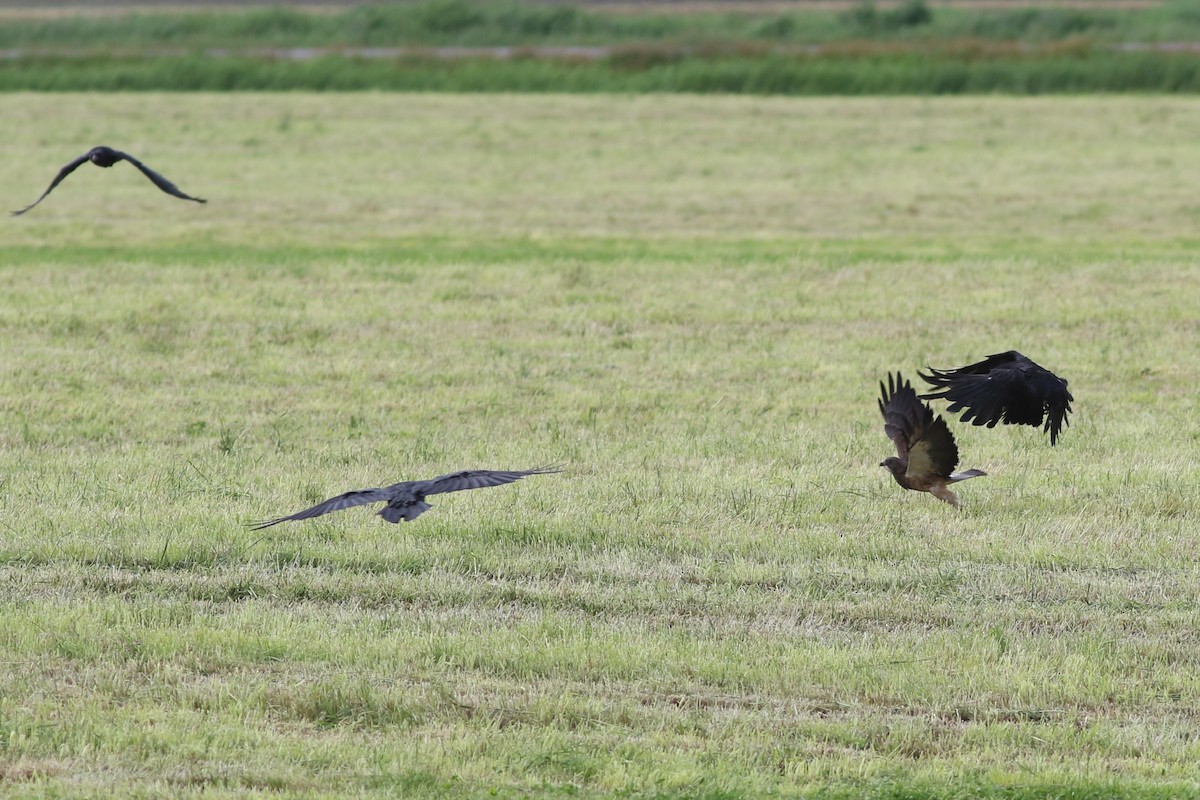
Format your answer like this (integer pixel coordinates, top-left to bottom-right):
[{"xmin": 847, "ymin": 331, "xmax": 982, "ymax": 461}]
[
  {"xmin": 3, "ymin": 1, "xmax": 1199, "ymax": 49},
  {"xmin": 2, "ymin": 1, "xmax": 1200, "ymax": 94}
]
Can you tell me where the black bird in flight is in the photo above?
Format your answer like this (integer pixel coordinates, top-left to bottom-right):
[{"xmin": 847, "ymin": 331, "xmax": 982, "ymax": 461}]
[
  {"xmin": 12, "ymin": 145, "xmax": 207, "ymax": 216},
  {"xmin": 919, "ymin": 351, "xmax": 1073, "ymax": 445},
  {"xmin": 249, "ymin": 466, "xmax": 563, "ymax": 530},
  {"xmin": 879, "ymin": 372, "xmax": 986, "ymax": 508}
]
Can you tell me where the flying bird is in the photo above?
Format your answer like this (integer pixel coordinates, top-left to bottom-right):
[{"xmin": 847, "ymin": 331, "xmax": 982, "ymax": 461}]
[
  {"xmin": 248, "ymin": 466, "xmax": 563, "ymax": 530},
  {"xmin": 879, "ymin": 372, "xmax": 986, "ymax": 508},
  {"xmin": 12, "ymin": 145, "xmax": 206, "ymax": 216},
  {"xmin": 919, "ymin": 351, "xmax": 1073, "ymax": 445}
]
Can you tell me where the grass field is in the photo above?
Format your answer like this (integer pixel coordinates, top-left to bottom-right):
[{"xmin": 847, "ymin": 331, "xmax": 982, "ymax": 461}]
[{"xmin": 2, "ymin": 93, "xmax": 1200, "ymax": 798}]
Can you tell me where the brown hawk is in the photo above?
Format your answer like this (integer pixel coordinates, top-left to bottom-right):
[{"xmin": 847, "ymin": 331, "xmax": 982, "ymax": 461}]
[{"xmin": 879, "ymin": 372, "xmax": 985, "ymax": 508}]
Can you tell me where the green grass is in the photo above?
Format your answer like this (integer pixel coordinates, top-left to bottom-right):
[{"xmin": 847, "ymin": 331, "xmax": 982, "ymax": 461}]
[
  {"xmin": 6, "ymin": 49, "xmax": 1200, "ymax": 94},
  {"xmin": 1, "ymin": 93, "xmax": 1200, "ymax": 798},
  {"xmin": 4, "ymin": 1, "xmax": 1200, "ymax": 94},
  {"xmin": 1, "ymin": 1, "xmax": 1199, "ymax": 49}
]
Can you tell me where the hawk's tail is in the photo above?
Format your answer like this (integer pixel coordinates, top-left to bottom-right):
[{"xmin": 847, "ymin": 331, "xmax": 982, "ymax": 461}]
[{"xmin": 949, "ymin": 469, "xmax": 986, "ymax": 483}]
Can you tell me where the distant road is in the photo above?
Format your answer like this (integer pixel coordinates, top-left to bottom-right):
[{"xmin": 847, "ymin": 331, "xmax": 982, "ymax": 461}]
[
  {"xmin": 0, "ymin": 46, "xmax": 615, "ymax": 61},
  {"xmin": 4, "ymin": 40, "xmax": 1195, "ymax": 62},
  {"xmin": 0, "ymin": 0, "xmax": 1167, "ymax": 17}
]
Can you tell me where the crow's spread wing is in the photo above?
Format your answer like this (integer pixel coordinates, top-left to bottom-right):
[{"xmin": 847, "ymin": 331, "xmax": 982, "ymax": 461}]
[
  {"xmin": 1016, "ymin": 361, "xmax": 1073, "ymax": 445},
  {"xmin": 920, "ymin": 351, "xmax": 1073, "ymax": 444},
  {"xmin": 248, "ymin": 487, "xmax": 390, "ymax": 530},
  {"xmin": 879, "ymin": 372, "xmax": 958, "ymax": 479},
  {"xmin": 118, "ymin": 151, "xmax": 207, "ymax": 204},
  {"xmin": 11, "ymin": 152, "xmax": 92, "ymax": 216},
  {"xmin": 418, "ymin": 466, "xmax": 564, "ymax": 497}
]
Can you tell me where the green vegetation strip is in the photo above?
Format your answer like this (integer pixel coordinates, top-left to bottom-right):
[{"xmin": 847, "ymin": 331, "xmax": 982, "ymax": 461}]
[
  {"xmin": 1, "ymin": 50, "xmax": 1198, "ymax": 93},
  {"xmin": 1, "ymin": 0, "xmax": 1200, "ymax": 93},
  {"xmin": 1, "ymin": 93, "xmax": 1199, "ymax": 798},
  {"xmin": 0, "ymin": 1, "xmax": 1197, "ymax": 49}
]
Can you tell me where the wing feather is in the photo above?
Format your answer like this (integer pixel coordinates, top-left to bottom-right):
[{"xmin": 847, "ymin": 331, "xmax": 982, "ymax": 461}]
[
  {"xmin": 880, "ymin": 371, "xmax": 959, "ymax": 479},
  {"xmin": 905, "ymin": 415, "xmax": 959, "ymax": 480},
  {"xmin": 248, "ymin": 487, "xmax": 389, "ymax": 530},
  {"xmin": 919, "ymin": 350, "xmax": 1073, "ymax": 444},
  {"xmin": 118, "ymin": 151, "xmax": 207, "ymax": 203},
  {"xmin": 879, "ymin": 373, "xmax": 913, "ymax": 460},
  {"xmin": 418, "ymin": 465, "xmax": 564, "ymax": 496},
  {"xmin": 10, "ymin": 152, "xmax": 91, "ymax": 216}
]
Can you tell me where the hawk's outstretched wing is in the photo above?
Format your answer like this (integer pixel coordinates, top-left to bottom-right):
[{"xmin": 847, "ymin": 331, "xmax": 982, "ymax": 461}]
[
  {"xmin": 879, "ymin": 372, "xmax": 959, "ymax": 480},
  {"xmin": 418, "ymin": 465, "xmax": 565, "ymax": 496},
  {"xmin": 248, "ymin": 488, "xmax": 390, "ymax": 530},
  {"xmin": 919, "ymin": 351, "xmax": 1073, "ymax": 445}
]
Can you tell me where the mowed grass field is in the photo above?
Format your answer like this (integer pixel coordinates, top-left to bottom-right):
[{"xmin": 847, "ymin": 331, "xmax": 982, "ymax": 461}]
[{"xmin": 1, "ymin": 94, "xmax": 1200, "ymax": 798}]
